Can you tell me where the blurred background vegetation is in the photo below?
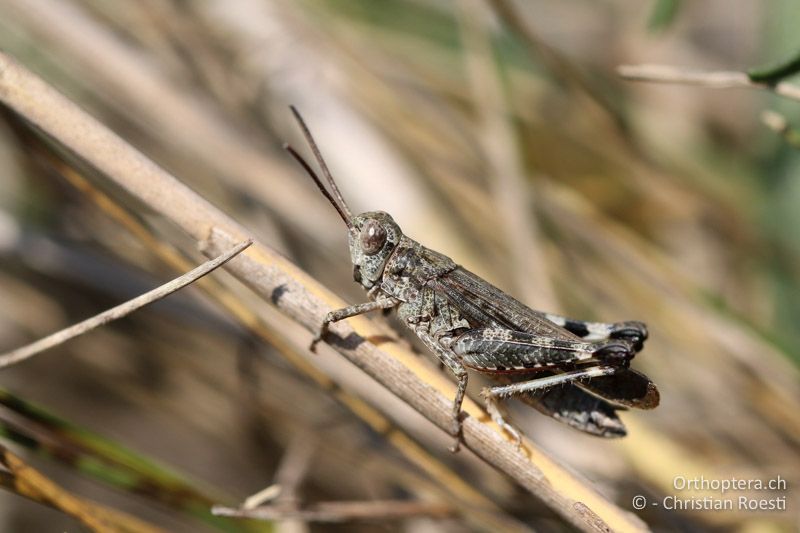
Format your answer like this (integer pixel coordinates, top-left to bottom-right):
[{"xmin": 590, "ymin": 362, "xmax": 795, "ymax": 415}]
[{"xmin": 0, "ymin": 0, "xmax": 798, "ymax": 531}]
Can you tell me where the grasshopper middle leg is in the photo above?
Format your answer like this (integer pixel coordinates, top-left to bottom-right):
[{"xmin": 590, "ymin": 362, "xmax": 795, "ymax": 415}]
[{"xmin": 413, "ymin": 327, "xmax": 469, "ymax": 452}]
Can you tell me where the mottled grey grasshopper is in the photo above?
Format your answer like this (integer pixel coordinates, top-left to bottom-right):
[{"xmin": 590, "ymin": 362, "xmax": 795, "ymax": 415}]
[{"xmin": 285, "ymin": 107, "xmax": 659, "ymax": 452}]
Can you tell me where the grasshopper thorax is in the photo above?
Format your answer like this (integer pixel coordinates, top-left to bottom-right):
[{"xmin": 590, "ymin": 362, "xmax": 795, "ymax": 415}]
[{"xmin": 349, "ymin": 211, "xmax": 402, "ymax": 289}]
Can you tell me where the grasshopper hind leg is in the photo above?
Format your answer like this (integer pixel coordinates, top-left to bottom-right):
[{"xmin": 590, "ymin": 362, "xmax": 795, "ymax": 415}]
[{"xmin": 482, "ymin": 366, "xmax": 619, "ymax": 445}]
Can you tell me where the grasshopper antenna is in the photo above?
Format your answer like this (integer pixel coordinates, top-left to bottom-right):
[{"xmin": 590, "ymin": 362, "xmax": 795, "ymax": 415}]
[
  {"xmin": 284, "ymin": 142, "xmax": 353, "ymax": 229},
  {"xmin": 288, "ymin": 106, "xmax": 353, "ymax": 224}
]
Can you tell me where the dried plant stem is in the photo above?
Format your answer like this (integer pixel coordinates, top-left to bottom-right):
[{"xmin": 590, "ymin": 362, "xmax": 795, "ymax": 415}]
[
  {"xmin": 0, "ymin": 52, "xmax": 648, "ymax": 532},
  {"xmin": 212, "ymin": 500, "xmax": 453, "ymax": 522},
  {"xmin": 214, "ymin": 437, "xmax": 451, "ymax": 526},
  {"xmin": 0, "ymin": 443, "xmax": 166, "ymax": 533},
  {"xmin": 761, "ymin": 110, "xmax": 800, "ymax": 149},
  {"xmin": 0, "ymin": 240, "xmax": 252, "ymax": 368},
  {"xmin": 617, "ymin": 64, "xmax": 800, "ymax": 102},
  {"xmin": 271, "ymin": 431, "xmax": 316, "ymax": 503}
]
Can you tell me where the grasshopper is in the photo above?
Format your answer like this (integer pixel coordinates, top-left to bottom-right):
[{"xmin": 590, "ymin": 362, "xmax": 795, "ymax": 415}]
[{"xmin": 285, "ymin": 107, "xmax": 659, "ymax": 452}]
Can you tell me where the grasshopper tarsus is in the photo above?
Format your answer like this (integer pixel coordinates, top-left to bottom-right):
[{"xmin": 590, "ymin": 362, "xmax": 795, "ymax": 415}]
[
  {"xmin": 309, "ymin": 315, "xmax": 332, "ymax": 352},
  {"xmin": 309, "ymin": 333, "xmax": 323, "ymax": 353},
  {"xmin": 448, "ymin": 409, "xmax": 466, "ymax": 453},
  {"xmin": 483, "ymin": 390, "xmax": 523, "ymax": 449},
  {"xmin": 287, "ymin": 107, "xmax": 659, "ymax": 449},
  {"xmin": 448, "ymin": 437, "xmax": 462, "ymax": 454}
]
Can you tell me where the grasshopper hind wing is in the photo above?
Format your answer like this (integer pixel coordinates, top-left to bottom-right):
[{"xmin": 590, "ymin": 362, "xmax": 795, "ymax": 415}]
[
  {"xmin": 522, "ymin": 382, "xmax": 628, "ymax": 438},
  {"xmin": 578, "ymin": 368, "xmax": 660, "ymax": 410},
  {"xmin": 501, "ymin": 369, "xmax": 657, "ymax": 438}
]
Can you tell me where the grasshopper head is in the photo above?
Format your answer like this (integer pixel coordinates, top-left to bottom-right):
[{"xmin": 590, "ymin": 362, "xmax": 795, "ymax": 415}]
[
  {"xmin": 285, "ymin": 107, "xmax": 401, "ymax": 289},
  {"xmin": 349, "ymin": 211, "xmax": 402, "ymax": 289}
]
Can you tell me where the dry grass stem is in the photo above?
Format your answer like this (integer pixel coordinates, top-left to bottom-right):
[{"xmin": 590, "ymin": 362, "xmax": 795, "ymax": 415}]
[
  {"xmin": 0, "ymin": 444, "xmax": 167, "ymax": 533},
  {"xmin": 242, "ymin": 485, "xmax": 283, "ymax": 510},
  {"xmin": 211, "ymin": 500, "xmax": 454, "ymax": 523},
  {"xmin": 761, "ymin": 110, "xmax": 800, "ymax": 149},
  {"xmin": 617, "ymin": 63, "xmax": 800, "ymax": 101},
  {"xmin": 271, "ymin": 432, "xmax": 316, "ymax": 502}
]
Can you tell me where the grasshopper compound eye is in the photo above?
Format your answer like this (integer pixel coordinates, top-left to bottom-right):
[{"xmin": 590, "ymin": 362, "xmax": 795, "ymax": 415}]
[{"xmin": 360, "ymin": 220, "xmax": 387, "ymax": 255}]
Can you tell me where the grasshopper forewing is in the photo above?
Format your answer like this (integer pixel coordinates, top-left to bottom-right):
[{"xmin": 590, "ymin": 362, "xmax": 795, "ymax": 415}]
[{"xmin": 285, "ymin": 106, "xmax": 659, "ymax": 451}]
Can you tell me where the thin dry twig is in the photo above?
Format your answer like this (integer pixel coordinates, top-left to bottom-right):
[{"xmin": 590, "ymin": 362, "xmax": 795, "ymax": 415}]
[
  {"xmin": 242, "ymin": 485, "xmax": 283, "ymax": 510},
  {"xmin": 0, "ymin": 239, "xmax": 253, "ymax": 368},
  {"xmin": 212, "ymin": 499, "xmax": 453, "ymax": 523},
  {"xmin": 215, "ymin": 436, "xmax": 442, "ymax": 526},
  {"xmin": 271, "ymin": 431, "xmax": 316, "ymax": 504},
  {"xmin": 262, "ymin": 430, "xmax": 315, "ymax": 533},
  {"xmin": 617, "ymin": 64, "xmax": 800, "ymax": 102},
  {"xmin": 0, "ymin": 51, "xmax": 649, "ymax": 532}
]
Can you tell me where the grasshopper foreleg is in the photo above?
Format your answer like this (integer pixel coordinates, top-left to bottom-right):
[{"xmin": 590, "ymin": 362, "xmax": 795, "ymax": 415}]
[
  {"xmin": 311, "ymin": 294, "xmax": 400, "ymax": 351},
  {"xmin": 482, "ymin": 366, "xmax": 619, "ymax": 446}
]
